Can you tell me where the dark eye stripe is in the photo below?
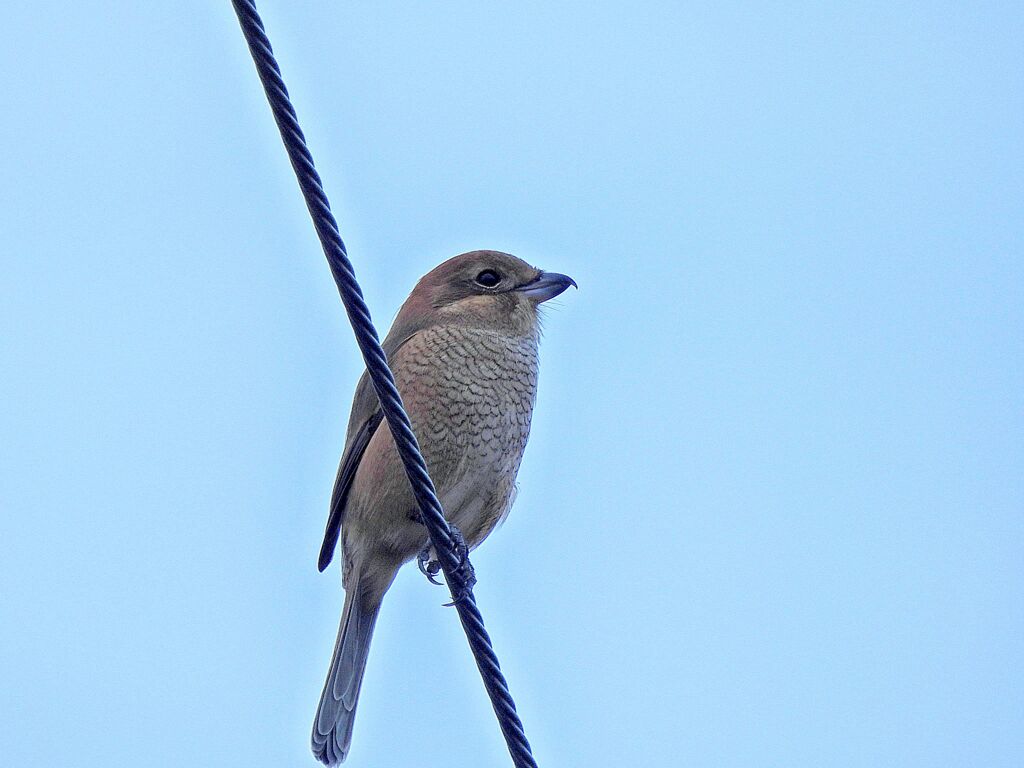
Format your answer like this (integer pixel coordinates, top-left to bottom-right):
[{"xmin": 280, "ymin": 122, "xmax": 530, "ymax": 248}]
[{"xmin": 475, "ymin": 269, "xmax": 501, "ymax": 287}]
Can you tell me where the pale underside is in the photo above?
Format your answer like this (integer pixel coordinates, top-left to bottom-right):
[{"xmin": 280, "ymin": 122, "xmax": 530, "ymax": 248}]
[{"xmin": 340, "ymin": 323, "xmax": 539, "ymax": 600}]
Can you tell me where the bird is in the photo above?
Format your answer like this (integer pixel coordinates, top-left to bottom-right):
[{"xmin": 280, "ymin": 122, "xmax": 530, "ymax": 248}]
[{"xmin": 311, "ymin": 250, "xmax": 575, "ymax": 764}]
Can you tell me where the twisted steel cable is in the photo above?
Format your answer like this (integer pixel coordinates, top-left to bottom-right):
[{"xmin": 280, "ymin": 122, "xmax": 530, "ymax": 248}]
[{"xmin": 230, "ymin": 2, "xmax": 539, "ymax": 766}]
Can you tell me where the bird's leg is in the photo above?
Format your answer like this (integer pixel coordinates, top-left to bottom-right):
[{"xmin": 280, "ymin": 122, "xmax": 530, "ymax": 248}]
[
  {"xmin": 414, "ymin": 522, "xmax": 477, "ymax": 603},
  {"xmin": 441, "ymin": 525, "xmax": 477, "ymax": 605},
  {"xmin": 408, "ymin": 499, "xmax": 476, "ymax": 598}
]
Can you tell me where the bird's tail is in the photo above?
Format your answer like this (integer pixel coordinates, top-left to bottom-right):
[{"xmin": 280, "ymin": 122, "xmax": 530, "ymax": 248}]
[{"xmin": 312, "ymin": 583, "xmax": 381, "ymax": 765}]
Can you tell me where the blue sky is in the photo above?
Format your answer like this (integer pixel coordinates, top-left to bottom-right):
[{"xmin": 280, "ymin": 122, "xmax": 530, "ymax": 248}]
[{"xmin": 2, "ymin": 2, "xmax": 1021, "ymax": 766}]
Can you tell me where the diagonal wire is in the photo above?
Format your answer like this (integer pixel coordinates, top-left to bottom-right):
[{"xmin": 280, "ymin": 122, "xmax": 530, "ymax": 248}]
[{"xmin": 229, "ymin": 2, "xmax": 539, "ymax": 766}]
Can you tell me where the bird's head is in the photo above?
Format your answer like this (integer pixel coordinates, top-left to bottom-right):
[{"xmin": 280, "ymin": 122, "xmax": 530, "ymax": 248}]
[{"xmin": 395, "ymin": 250, "xmax": 576, "ymax": 338}]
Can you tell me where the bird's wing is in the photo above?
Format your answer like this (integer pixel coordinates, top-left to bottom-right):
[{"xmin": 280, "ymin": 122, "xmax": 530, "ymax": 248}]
[
  {"xmin": 317, "ymin": 331, "xmax": 420, "ymax": 572},
  {"xmin": 317, "ymin": 384, "xmax": 382, "ymax": 572}
]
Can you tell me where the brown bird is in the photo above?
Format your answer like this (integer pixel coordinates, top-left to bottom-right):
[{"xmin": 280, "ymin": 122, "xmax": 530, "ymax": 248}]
[{"xmin": 311, "ymin": 250, "xmax": 575, "ymax": 764}]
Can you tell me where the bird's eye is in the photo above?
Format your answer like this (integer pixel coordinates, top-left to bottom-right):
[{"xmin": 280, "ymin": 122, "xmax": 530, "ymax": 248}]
[{"xmin": 475, "ymin": 269, "xmax": 502, "ymax": 288}]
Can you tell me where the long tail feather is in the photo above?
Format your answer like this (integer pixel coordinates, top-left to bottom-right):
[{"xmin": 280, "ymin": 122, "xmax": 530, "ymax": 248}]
[{"xmin": 312, "ymin": 586, "xmax": 380, "ymax": 765}]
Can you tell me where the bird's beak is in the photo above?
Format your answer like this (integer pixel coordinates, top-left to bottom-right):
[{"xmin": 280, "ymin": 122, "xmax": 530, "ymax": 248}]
[{"xmin": 516, "ymin": 271, "xmax": 578, "ymax": 302}]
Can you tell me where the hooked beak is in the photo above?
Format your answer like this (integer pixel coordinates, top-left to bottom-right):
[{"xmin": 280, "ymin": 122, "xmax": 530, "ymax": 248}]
[{"xmin": 516, "ymin": 271, "xmax": 578, "ymax": 303}]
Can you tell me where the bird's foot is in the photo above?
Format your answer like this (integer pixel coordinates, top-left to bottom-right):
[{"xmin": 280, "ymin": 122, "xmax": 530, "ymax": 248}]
[
  {"xmin": 417, "ymin": 545, "xmax": 443, "ymax": 585},
  {"xmin": 415, "ymin": 525, "xmax": 477, "ymax": 604},
  {"xmin": 442, "ymin": 525, "xmax": 477, "ymax": 606}
]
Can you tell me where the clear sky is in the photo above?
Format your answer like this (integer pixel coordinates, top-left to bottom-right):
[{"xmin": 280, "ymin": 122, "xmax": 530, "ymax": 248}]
[{"xmin": 2, "ymin": 2, "xmax": 1021, "ymax": 767}]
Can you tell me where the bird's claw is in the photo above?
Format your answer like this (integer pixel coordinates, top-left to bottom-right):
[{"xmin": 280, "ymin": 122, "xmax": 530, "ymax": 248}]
[
  {"xmin": 417, "ymin": 546, "xmax": 443, "ymax": 585},
  {"xmin": 416, "ymin": 525, "xmax": 477, "ymax": 604}
]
